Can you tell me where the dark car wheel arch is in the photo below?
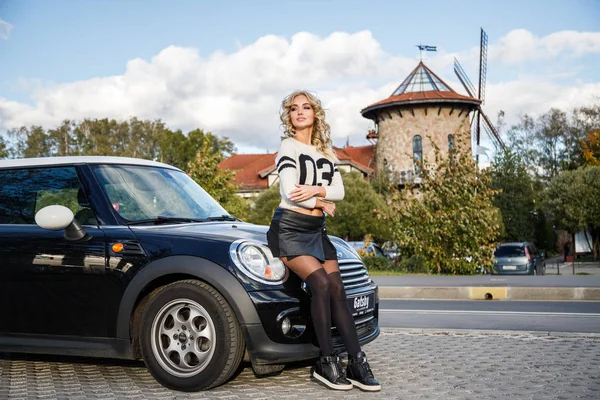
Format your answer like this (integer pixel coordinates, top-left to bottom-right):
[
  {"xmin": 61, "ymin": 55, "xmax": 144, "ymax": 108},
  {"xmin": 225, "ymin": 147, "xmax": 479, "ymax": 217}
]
[{"xmin": 117, "ymin": 256, "xmax": 261, "ymax": 347}]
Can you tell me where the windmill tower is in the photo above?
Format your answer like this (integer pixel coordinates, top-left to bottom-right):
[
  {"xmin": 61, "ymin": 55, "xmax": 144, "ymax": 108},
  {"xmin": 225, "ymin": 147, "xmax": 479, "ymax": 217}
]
[
  {"xmin": 454, "ymin": 28, "xmax": 505, "ymax": 160},
  {"xmin": 361, "ymin": 62, "xmax": 480, "ymax": 184}
]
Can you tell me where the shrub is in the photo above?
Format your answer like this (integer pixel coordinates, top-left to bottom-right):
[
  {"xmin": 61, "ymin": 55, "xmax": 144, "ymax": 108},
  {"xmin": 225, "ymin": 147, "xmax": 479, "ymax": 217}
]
[
  {"xmin": 362, "ymin": 256, "xmax": 392, "ymax": 271},
  {"xmin": 397, "ymin": 255, "xmax": 428, "ymax": 273}
]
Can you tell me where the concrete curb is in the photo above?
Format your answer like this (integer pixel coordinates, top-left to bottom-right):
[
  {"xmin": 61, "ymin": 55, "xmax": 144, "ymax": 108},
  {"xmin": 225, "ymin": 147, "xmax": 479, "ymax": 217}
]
[{"xmin": 379, "ymin": 286, "xmax": 600, "ymax": 300}]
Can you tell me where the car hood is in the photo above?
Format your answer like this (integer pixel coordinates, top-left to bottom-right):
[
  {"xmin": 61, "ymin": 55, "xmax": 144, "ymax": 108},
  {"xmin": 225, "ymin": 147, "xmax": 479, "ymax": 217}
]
[
  {"xmin": 129, "ymin": 221, "xmax": 269, "ymax": 244},
  {"xmin": 128, "ymin": 221, "xmax": 359, "ymax": 262}
]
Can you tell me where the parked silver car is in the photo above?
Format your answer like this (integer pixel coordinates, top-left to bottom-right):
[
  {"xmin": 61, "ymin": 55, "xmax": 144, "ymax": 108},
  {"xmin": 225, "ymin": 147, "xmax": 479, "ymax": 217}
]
[
  {"xmin": 348, "ymin": 241, "xmax": 386, "ymax": 258},
  {"xmin": 493, "ymin": 242, "xmax": 546, "ymax": 275}
]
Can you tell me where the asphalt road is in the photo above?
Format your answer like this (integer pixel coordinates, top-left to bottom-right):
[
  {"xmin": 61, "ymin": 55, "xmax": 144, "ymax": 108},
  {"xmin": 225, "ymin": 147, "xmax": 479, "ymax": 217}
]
[
  {"xmin": 373, "ymin": 275, "xmax": 600, "ymax": 287},
  {"xmin": 380, "ymin": 299, "xmax": 600, "ymax": 334}
]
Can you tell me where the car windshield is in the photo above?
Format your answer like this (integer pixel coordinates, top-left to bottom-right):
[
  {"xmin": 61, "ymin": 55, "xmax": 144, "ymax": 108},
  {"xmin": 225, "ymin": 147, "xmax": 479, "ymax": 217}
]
[
  {"xmin": 494, "ymin": 246, "xmax": 526, "ymax": 258},
  {"xmin": 92, "ymin": 164, "xmax": 231, "ymax": 223}
]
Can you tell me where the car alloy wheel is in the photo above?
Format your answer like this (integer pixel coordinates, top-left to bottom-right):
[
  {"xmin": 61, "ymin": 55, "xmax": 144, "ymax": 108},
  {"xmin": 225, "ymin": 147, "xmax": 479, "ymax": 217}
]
[
  {"xmin": 150, "ymin": 298, "xmax": 216, "ymax": 378},
  {"xmin": 138, "ymin": 280, "xmax": 245, "ymax": 391}
]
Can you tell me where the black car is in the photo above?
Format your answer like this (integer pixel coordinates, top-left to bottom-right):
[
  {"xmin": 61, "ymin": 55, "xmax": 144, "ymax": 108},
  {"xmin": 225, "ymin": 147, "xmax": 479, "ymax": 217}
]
[
  {"xmin": 0, "ymin": 157, "xmax": 379, "ymax": 391},
  {"xmin": 493, "ymin": 242, "xmax": 546, "ymax": 275}
]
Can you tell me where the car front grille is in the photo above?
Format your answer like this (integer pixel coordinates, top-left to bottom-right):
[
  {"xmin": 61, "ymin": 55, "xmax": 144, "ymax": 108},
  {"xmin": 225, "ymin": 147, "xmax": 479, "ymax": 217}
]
[
  {"xmin": 332, "ymin": 312, "xmax": 378, "ymax": 348},
  {"xmin": 339, "ymin": 259, "xmax": 372, "ymax": 291},
  {"xmin": 332, "ymin": 259, "xmax": 379, "ymax": 347}
]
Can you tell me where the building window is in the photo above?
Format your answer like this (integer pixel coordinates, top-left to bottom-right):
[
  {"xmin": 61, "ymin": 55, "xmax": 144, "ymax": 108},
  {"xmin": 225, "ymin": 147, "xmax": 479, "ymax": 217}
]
[{"xmin": 413, "ymin": 135, "xmax": 423, "ymax": 173}]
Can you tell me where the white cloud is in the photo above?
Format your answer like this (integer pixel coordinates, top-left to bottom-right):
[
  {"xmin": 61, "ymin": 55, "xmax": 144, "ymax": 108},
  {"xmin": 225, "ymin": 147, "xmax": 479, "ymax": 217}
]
[
  {"xmin": 0, "ymin": 31, "xmax": 415, "ymax": 151},
  {"xmin": 489, "ymin": 29, "xmax": 600, "ymax": 64},
  {"xmin": 0, "ymin": 18, "xmax": 13, "ymax": 39},
  {"xmin": 0, "ymin": 29, "xmax": 598, "ymax": 154}
]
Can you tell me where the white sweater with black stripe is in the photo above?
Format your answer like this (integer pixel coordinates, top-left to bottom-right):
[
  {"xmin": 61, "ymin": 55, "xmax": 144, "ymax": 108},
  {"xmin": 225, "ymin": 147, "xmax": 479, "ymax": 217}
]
[{"xmin": 275, "ymin": 137, "xmax": 345, "ymax": 210}]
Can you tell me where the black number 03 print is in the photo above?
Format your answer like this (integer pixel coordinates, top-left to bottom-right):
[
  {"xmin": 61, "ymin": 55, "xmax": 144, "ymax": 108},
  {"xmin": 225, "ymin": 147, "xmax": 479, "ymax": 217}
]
[{"xmin": 298, "ymin": 154, "xmax": 334, "ymax": 186}]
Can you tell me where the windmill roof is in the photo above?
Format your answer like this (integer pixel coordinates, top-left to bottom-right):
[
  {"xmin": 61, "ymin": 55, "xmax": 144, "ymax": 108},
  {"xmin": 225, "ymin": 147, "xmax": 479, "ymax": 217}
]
[{"xmin": 361, "ymin": 61, "xmax": 480, "ymax": 119}]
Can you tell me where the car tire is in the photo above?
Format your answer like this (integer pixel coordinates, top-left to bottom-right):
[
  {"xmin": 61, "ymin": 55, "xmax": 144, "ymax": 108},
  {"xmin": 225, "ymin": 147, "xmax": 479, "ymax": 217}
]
[{"xmin": 138, "ymin": 279, "xmax": 245, "ymax": 391}]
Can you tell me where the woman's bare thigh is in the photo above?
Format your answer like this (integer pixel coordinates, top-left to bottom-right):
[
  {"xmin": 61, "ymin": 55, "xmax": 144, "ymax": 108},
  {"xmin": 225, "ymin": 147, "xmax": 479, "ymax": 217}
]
[
  {"xmin": 321, "ymin": 259, "xmax": 340, "ymax": 275},
  {"xmin": 281, "ymin": 255, "xmax": 324, "ymax": 281}
]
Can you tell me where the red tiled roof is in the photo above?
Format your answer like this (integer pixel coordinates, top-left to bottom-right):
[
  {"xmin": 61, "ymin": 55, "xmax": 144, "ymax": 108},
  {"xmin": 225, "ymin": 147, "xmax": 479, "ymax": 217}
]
[
  {"xmin": 218, "ymin": 153, "xmax": 275, "ymax": 190},
  {"xmin": 219, "ymin": 145, "xmax": 375, "ymax": 190},
  {"xmin": 218, "ymin": 154, "xmax": 269, "ymax": 171},
  {"xmin": 334, "ymin": 145, "xmax": 375, "ymax": 173}
]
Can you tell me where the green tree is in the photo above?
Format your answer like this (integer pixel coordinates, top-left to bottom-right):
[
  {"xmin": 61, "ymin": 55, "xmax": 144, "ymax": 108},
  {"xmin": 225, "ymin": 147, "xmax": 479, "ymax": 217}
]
[
  {"xmin": 48, "ymin": 120, "xmax": 76, "ymax": 156},
  {"xmin": 8, "ymin": 118, "xmax": 236, "ymax": 166},
  {"xmin": 158, "ymin": 128, "xmax": 235, "ymax": 171},
  {"xmin": 581, "ymin": 129, "xmax": 600, "ymax": 166},
  {"xmin": 535, "ymin": 108, "xmax": 571, "ymax": 181},
  {"xmin": 187, "ymin": 129, "xmax": 235, "ymax": 158},
  {"xmin": 581, "ymin": 167, "xmax": 600, "ymax": 261},
  {"xmin": 0, "ymin": 135, "xmax": 7, "ymax": 159},
  {"xmin": 187, "ymin": 141, "xmax": 248, "ymax": 220},
  {"xmin": 380, "ymin": 140, "xmax": 502, "ymax": 274},
  {"xmin": 246, "ymin": 184, "xmax": 281, "ymax": 226},
  {"xmin": 73, "ymin": 118, "xmax": 115, "ymax": 156},
  {"xmin": 490, "ymin": 149, "xmax": 536, "ymax": 242},
  {"xmin": 572, "ymin": 104, "xmax": 600, "ymax": 168},
  {"xmin": 543, "ymin": 167, "xmax": 600, "ymax": 261},
  {"xmin": 17, "ymin": 125, "xmax": 53, "ymax": 158},
  {"xmin": 505, "ymin": 114, "xmax": 537, "ymax": 174},
  {"xmin": 326, "ymin": 171, "xmax": 391, "ymax": 242},
  {"xmin": 158, "ymin": 129, "xmax": 194, "ymax": 170},
  {"xmin": 505, "ymin": 104, "xmax": 600, "ymax": 183}
]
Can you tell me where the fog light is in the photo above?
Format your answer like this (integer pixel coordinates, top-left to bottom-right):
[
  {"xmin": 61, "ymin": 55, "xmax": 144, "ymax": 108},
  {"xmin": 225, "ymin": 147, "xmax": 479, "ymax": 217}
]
[
  {"xmin": 281, "ymin": 317, "xmax": 291, "ymax": 335},
  {"xmin": 277, "ymin": 308, "xmax": 306, "ymax": 339}
]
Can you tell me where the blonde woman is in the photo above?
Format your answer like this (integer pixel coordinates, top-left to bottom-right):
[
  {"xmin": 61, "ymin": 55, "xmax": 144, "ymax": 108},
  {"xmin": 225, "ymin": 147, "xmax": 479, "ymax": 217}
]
[{"xmin": 266, "ymin": 91, "xmax": 381, "ymax": 391}]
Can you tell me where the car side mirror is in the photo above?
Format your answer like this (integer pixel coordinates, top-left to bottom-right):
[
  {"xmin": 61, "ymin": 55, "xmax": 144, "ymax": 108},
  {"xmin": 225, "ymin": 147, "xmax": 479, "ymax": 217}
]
[{"xmin": 35, "ymin": 205, "xmax": 89, "ymax": 241}]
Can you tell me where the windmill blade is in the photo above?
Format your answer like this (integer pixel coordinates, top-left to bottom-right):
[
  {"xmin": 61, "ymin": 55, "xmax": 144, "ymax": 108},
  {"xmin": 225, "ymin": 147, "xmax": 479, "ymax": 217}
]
[
  {"xmin": 453, "ymin": 58, "xmax": 477, "ymax": 98},
  {"xmin": 478, "ymin": 28, "xmax": 488, "ymax": 104},
  {"xmin": 478, "ymin": 107, "xmax": 505, "ymax": 149}
]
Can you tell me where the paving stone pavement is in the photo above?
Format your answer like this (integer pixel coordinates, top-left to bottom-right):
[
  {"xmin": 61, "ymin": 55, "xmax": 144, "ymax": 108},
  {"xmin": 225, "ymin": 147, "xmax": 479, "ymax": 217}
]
[{"xmin": 1, "ymin": 329, "xmax": 599, "ymax": 400}]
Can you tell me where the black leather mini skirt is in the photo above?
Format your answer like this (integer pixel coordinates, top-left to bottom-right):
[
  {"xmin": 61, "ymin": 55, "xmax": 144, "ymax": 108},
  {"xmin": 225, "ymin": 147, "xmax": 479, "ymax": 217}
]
[{"xmin": 267, "ymin": 207, "xmax": 337, "ymax": 263}]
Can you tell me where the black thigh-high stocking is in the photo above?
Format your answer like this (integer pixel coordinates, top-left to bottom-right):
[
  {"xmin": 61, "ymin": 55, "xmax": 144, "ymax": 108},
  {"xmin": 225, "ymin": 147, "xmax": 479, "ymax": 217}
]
[
  {"xmin": 304, "ymin": 269, "xmax": 333, "ymax": 356},
  {"xmin": 328, "ymin": 271, "xmax": 361, "ymax": 357},
  {"xmin": 282, "ymin": 256, "xmax": 333, "ymax": 356}
]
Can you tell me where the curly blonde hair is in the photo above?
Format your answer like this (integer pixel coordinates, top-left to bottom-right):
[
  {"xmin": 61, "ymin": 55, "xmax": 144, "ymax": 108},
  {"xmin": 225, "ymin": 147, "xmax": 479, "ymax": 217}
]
[{"xmin": 280, "ymin": 90, "xmax": 338, "ymax": 162}]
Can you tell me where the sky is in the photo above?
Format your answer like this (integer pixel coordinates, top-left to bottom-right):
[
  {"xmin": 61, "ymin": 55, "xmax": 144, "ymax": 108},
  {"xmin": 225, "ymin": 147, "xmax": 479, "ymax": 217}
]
[{"xmin": 0, "ymin": 0, "xmax": 599, "ymax": 156}]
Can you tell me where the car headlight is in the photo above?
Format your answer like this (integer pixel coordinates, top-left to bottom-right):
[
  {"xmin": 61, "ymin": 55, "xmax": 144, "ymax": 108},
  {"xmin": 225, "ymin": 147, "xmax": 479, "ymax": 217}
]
[{"xmin": 229, "ymin": 240, "xmax": 288, "ymax": 285}]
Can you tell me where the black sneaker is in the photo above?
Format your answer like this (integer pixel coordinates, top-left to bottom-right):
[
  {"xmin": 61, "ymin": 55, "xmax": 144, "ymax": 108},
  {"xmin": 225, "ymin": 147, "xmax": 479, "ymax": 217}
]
[
  {"xmin": 347, "ymin": 351, "xmax": 381, "ymax": 391},
  {"xmin": 311, "ymin": 355, "xmax": 353, "ymax": 390}
]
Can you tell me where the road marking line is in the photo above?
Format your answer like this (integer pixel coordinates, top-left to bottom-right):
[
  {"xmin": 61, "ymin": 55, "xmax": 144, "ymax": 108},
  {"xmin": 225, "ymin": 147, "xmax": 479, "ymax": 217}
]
[{"xmin": 380, "ymin": 309, "xmax": 600, "ymax": 317}]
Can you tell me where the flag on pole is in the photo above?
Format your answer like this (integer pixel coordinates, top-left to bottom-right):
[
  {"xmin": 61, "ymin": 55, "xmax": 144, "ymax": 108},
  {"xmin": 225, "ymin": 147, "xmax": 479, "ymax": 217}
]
[{"xmin": 416, "ymin": 44, "xmax": 437, "ymax": 51}]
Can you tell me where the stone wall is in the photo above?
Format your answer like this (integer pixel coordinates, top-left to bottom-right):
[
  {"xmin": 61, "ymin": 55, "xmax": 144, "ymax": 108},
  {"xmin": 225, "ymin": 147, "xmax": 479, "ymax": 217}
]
[{"xmin": 374, "ymin": 104, "xmax": 474, "ymax": 179}]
